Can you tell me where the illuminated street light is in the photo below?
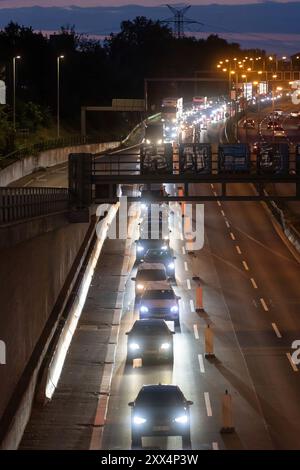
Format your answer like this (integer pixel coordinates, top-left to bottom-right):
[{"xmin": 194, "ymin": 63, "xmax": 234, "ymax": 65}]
[{"xmin": 57, "ymin": 55, "xmax": 64, "ymax": 138}]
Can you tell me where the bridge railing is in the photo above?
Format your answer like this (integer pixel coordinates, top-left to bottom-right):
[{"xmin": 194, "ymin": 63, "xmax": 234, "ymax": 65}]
[{"xmin": 0, "ymin": 187, "xmax": 69, "ymax": 225}]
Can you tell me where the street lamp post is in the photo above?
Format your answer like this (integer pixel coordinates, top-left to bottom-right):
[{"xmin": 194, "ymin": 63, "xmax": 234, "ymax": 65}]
[
  {"xmin": 57, "ymin": 55, "xmax": 64, "ymax": 139},
  {"xmin": 12, "ymin": 55, "xmax": 21, "ymax": 131}
]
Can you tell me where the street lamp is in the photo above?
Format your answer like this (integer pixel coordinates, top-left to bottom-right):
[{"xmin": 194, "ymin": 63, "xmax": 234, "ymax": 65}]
[
  {"xmin": 57, "ymin": 55, "xmax": 64, "ymax": 138},
  {"xmin": 13, "ymin": 55, "xmax": 21, "ymax": 131}
]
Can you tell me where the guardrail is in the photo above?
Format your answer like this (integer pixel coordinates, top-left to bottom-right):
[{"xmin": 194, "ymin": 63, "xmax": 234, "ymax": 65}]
[{"xmin": 0, "ymin": 187, "xmax": 69, "ymax": 224}]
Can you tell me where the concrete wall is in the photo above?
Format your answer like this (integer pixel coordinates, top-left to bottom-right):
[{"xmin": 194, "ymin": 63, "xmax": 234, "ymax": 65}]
[
  {"xmin": 0, "ymin": 218, "xmax": 90, "ymax": 434},
  {"xmin": 0, "ymin": 141, "xmax": 119, "ymax": 187}
]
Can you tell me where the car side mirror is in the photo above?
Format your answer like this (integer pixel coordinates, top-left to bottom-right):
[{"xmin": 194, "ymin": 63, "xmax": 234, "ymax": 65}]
[
  {"xmin": 172, "ymin": 331, "xmax": 176, "ymax": 335},
  {"xmin": 177, "ymin": 296, "xmax": 181, "ymax": 300},
  {"xmin": 187, "ymin": 400, "xmax": 193, "ymax": 406},
  {"xmin": 167, "ymin": 277, "xmax": 173, "ymax": 282},
  {"xmin": 128, "ymin": 401, "xmax": 134, "ymax": 407},
  {"xmin": 173, "ymin": 256, "xmax": 176, "ymax": 260},
  {"xmin": 125, "ymin": 332, "xmax": 129, "ymax": 335},
  {"xmin": 131, "ymin": 277, "xmax": 136, "ymax": 281}
]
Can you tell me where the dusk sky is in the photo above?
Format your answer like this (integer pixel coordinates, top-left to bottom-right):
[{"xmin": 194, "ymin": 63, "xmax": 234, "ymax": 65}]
[{"xmin": 0, "ymin": 0, "xmax": 299, "ymax": 6}]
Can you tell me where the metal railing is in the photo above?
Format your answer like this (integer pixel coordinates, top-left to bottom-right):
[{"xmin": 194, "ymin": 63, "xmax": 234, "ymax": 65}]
[{"xmin": 0, "ymin": 187, "xmax": 69, "ymax": 224}]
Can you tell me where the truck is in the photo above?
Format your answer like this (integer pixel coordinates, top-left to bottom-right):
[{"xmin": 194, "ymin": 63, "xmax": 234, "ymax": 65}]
[{"xmin": 161, "ymin": 97, "xmax": 183, "ymax": 124}]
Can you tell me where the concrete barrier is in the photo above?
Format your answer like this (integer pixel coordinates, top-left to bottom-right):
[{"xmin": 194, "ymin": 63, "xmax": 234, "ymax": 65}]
[{"xmin": 0, "ymin": 141, "xmax": 120, "ymax": 187}]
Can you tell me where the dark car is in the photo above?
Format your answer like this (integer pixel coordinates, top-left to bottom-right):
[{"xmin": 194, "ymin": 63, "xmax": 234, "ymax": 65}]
[
  {"xmin": 136, "ymin": 238, "xmax": 169, "ymax": 262},
  {"xmin": 140, "ymin": 248, "xmax": 176, "ymax": 277},
  {"xmin": 243, "ymin": 118, "xmax": 255, "ymax": 129},
  {"xmin": 139, "ymin": 288, "xmax": 180, "ymax": 325},
  {"xmin": 129, "ymin": 384, "xmax": 193, "ymax": 449},
  {"xmin": 126, "ymin": 319, "xmax": 174, "ymax": 364}
]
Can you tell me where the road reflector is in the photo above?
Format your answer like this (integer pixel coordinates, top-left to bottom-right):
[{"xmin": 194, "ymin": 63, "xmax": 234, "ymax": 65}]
[
  {"xmin": 133, "ymin": 358, "xmax": 142, "ymax": 368},
  {"xmin": 204, "ymin": 324, "xmax": 215, "ymax": 359},
  {"xmin": 196, "ymin": 286, "xmax": 204, "ymax": 312}
]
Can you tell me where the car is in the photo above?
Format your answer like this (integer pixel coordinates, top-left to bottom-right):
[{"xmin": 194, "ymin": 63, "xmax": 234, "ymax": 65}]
[
  {"xmin": 140, "ymin": 248, "xmax": 176, "ymax": 277},
  {"xmin": 267, "ymin": 120, "xmax": 277, "ymax": 129},
  {"xmin": 139, "ymin": 288, "xmax": 180, "ymax": 325},
  {"xmin": 274, "ymin": 109, "xmax": 283, "ymax": 116},
  {"xmin": 126, "ymin": 319, "xmax": 175, "ymax": 364},
  {"xmin": 132, "ymin": 263, "xmax": 170, "ymax": 297},
  {"xmin": 243, "ymin": 118, "xmax": 255, "ymax": 129},
  {"xmin": 252, "ymin": 141, "xmax": 262, "ymax": 154},
  {"xmin": 290, "ymin": 111, "xmax": 300, "ymax": 118},
  {"xmin": 129, "ymin": 384, "xmax": 193, "ymax": 449},
  {"xmin": 274, "ymin": 126, "xmax": 285, "ymax": 137},
  {"xmin": 135, "ymin": 238, "xmax": 169, "ymax": 262}
]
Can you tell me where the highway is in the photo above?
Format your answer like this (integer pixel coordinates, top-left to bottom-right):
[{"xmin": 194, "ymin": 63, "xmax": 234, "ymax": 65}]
[{"xmin": 19, "ymin": 110, "xmax": 300, "ymax": 450}]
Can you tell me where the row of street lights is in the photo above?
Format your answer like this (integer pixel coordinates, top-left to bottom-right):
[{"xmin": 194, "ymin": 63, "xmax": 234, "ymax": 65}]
[{"xmin": 12, "ymin": 54, "xmax": 64, "ymax": 138}]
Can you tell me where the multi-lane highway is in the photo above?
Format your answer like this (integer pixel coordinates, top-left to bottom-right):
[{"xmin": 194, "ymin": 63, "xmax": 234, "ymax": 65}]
[{"xmin": 19, "ymin": 106, "xmax": 300, "ymax": 451}]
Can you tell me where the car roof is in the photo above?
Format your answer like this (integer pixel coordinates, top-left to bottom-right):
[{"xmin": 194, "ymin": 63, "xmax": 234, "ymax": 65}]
[
  {"xmin": 137, "ymin": 263, "xmax": 166, "ymax": 271},
  {"xmin": 139, "ymin": 384, "xmax": 181, "ymax": 395}
]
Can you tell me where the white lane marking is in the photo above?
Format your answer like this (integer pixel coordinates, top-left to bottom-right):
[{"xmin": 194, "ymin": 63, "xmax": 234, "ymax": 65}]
[
  {"xmin": 260, "ymin": 298, "xmax": 269, "ymax": 312},
  {"xmin": 213, "ymin": 191, "xmax": 217, "ymax": 197},
  {"xmin": 190, "ymin": 299, "xmax": 195, "ymax": 312},
  {"xmin": 212, "ymin": 442, "xmax": 219, "ymax": 450},
  {"xmin": 286, "ymin": 352, "xmax": 299, "ymax": 372},
  {"xmin": 236, "ymin": 245, "xmax": 242, "ymax": 255},
  {"xmin": 230, "ymin": 232, "xmax": 236, "ymax": 240},
  {"xmin": 242, "ymin": 260, "xmax": 249, "ymax": 271},
  {"xmin": 250, "ymin": 278, "xmax": 258, "ymax": 289},
  {"xmin": 24, "ymin": 179, "xmax": 34, "ymax": 187},
  {"xmin": 184, "ymin": 261, "xmax": 188, "ymax": 271},
  {"xmin": 198, "ymin": 354, "xmax": 205, "ymax": 372},
  {"xmin": 210, "ymin": 184, "xmax": 214, "ymax": 189},
  {"xmin": 182, "ymin": 246, "xmax": 186, "ymax": 255},
  {"xmin": 180, "ymin": 232, "xmax": 184, "ymax": 241},
  {"xmin": 221, "ymin": 210, "xmax": 225, "ymax": 217},
  {"xmin": 217, "ymin": 201, "xmax": 221, "ymax": 207},
  {"xmin": 187, "ymin": 279, "xmax": 191, "ymax": 290},
  {"xmin": 204, "ymin": 392, "xmax": 212, "ymax": 416},
  {"xmin": 272, "ymin": 323, "xmax": 282, "ymax": 338},
  {"xmin": 225, "ymin": 220, "xmax": 230, "ymax": 228},
  {"xmin": 194, "ymin": 324, "xmax": 199, "ymax": 339}
]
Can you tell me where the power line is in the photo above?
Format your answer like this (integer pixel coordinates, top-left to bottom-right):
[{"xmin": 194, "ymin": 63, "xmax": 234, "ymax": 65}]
[{"xmin": 161, "ymin": 4, "xmax": 203, "ymax": 39}]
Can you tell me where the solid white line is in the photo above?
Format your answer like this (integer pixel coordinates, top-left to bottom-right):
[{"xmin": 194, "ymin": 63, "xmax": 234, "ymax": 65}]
[
  {"xmin": 242, "ymin": 260, "xmax": 249, "ymax": 271},
  {"xmin": 260, "ymin": 298, "xmax": 269, "ymax": 312},
  {"xmin": 286, "ymin": 352, "xmax": 299, "ymax": 372},
  {"xmin": 184, "ymin": 261, "xmax": 188, "ymax": 271},
  {"xmin": 24, "ymin": 179, "xmax": 34, "ymax": 187},
  {"xmin": 225, "ymin": 220, "xmax": 230, "ymax": 228},
  {"xmin": 180, "ymin": 232, "xmax": 184, "ymax": 241},
  {"xmin": 221, "ymin": 210, "xmax": 225, "ymax": 217},
  {"xmin": 204, "ymin": 392, "xmax": 212, "ymax": 416},
  {"xmin": 250, "ymin": 278, "xmax": 258, "ymax": 289},
  {"xmin": 190, "ymin": 299, "xmax": 195, "ymax": 312},
  {"xmin": 217, "ymin": 201, "xmax": 221, "ymax": 207},
  {"xmin": 194, "ymin": 324, "xmax": 199, "ymax": 339},
  {"xmin": 182, "ymin": 246, "xmax": 186, "ymax": 255},
  {"xmin": 212, "ymin": 442, "xmax": 219, "ymax": 450},
  {"xmin": 210, "ymin": 183, "xmax": 214, "ymax": 189},
  {"xmin": 213, "ymin": 191, "xmax": 217, "ymax": 197},
  {"xmin": 187, "ymin": 279, "xmax": 191, "ymax": 290},
  {"xmin": 236, "ymin": 245, "xmax": 242, "ymax": 255},
  {"xmin": 198, "ymin": 354, "xmax": 205, "ymax": 372},
  {"xmin": 272, "ymin": 323, "xmax": 282, "ymax": 338},
  {"xmin": 230, "ymin": 232, "xmax": 236, "ymax": 240}
]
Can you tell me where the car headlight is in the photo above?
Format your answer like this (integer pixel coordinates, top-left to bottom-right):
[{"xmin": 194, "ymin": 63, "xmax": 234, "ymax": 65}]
[
  {"xmin": 146, "ymin": 139, "xmax": 151, "ymax": 144},
  {"xmin": 175, "ymin": 415, "xmax": 188, "ymax": 424},
  {"xmin": 134, "ymin": 416, "xmax": 147, "ymax": 425},
  {"xmin": 130, "ymin": 343, "xmax": 140, "ymax": 350},
  {"xmin": 157, "ymin": 139, "xmax": 163, "ymax": 145},
  {"xmin": 137, "ymin": 284, "xmax": 144, "ymax": 290},
  {"xmin": 160, "ymin": 343, "xmax": 170, "ymax": 350},
  {"xmin": 164, "ymin": 236, "xmax": 169, "ymax": 241},
  {"xmin": 140, "ymin": 305, "xmax": 148, "ymax": 313},
  {"xmin": 137, "ymin": 246, "xmax": 144, "ymax": 252},
  {"xmin": 168, "ymin": 262, "xmax": 175, "ymax": 270},
  {"xmin": 170, "ymin": 305, "xmax": 178, "ymax": 313},
  {"xmin": 141, "ymin": 203, "xmax": 147, "ymax": 209},
  {"xmin": 161, "ymin": 245, "xmax": 168, "ymax": 250}
]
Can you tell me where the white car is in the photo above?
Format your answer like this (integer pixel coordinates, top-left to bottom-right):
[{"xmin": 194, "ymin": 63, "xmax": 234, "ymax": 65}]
[
  {"xmin": 132, "ymin": 263, "xmax": 170, "ymax": 297},
  {"xmin": 139, "ymin": 288, "xmax": 181, "ymax": 325}
]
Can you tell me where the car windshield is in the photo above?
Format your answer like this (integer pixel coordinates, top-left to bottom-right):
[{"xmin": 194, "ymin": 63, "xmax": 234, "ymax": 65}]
[
  {"xmin": 131, "ymin": 322, "xmax": 169, "ymax": 335},
  {"xmin": 142, "ymin": 290, "xmax": 175, "ymax": 300},
  {"xmin": 137, "ymin": 270, "xmax": 166, "ymax": 281},
  {"xmin": 136, "ymin": 388, "xmax": 184, "ymax": 407},
  {"xmin": 145, "ymin": 251, "xmax": 169, "ymax": 259}
]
